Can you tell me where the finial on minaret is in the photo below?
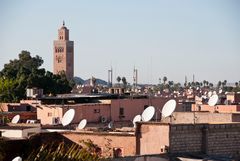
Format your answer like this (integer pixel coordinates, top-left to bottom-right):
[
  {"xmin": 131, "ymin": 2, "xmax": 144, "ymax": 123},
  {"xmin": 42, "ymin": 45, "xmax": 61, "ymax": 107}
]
[{"xmin": 63, "ymin": 20, "xmax": 65, "ymax": 26}]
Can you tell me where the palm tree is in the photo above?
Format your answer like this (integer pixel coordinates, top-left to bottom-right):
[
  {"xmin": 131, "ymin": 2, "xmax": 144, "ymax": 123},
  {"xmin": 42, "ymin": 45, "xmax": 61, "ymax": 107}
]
[
  {"xmin": 203, "ymin": 80, "xmax": 206, "ymax": 87},
  {"xmin": 122, "ymin": 77, "xmax": 127, "ymax": 88},
  {"xmin": 235, "ymin": 82, "xmax": 239, "ymax": 87},
  {"xmin": 217, "ymin": 81, "xmax": 222, "ymax": 88},
  {"xmin": 209, "ymin": 83, "xmax": 213, "ymax": 88},
  {"xmin": 116, "ymin": 76, "xmax": 121, "ymax": 86},
  {"xmin": 222, "ymin": 80, "xmax": 227, "ymax": 87},
  {"xmin": 196, "ymin": 81, "xmax": 200, "ymax": 87},
  {"xmin": 168, "ymin": 81, "xmax": 174, "ymax": 87},
  {"xmin": 163, "ymin": 76, "xmax": 167, "ymax": 85},
  {"xmin": 206, "ymin": 81, "xmax": 209, "ymax": 87}
]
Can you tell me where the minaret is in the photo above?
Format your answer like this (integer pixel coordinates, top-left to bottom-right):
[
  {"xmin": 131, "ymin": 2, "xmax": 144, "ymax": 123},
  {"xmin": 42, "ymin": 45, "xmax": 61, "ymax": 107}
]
[{"xmin": 53, "ymin": 21, "xmax": 74, "ymax": 80}]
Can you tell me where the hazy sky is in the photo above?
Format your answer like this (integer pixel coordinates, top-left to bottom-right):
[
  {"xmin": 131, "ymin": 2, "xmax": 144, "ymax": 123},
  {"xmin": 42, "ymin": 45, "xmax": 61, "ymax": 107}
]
[{"xmin": 0, "ymin": 0, "xmax": 239, "ymax": 84}]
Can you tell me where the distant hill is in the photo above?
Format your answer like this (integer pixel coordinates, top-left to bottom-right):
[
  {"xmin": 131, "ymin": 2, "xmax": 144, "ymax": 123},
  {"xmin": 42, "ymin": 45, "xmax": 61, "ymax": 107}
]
[
  {"xmin": 74, "ymin": 76, "xmax": 108, "ymax": 86},
  {"xmin": 84, "ymin": 78, "xmax": 108, "ymax": 86},
  {"xmin": 73, "ymin": 76, "xmax": 85, "ymax": 84}
]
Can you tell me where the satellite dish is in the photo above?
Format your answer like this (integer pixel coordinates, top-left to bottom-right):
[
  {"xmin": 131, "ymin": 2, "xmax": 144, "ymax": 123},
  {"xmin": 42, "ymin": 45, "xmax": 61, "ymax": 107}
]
[
  {"xmin": 132, "ymin": 114, "xmax": 141, "ymax": 127},
  {"xmin": 161, "ymin": 99, "xmax": 176, "ymax": 118},
  {"xmin": 77, "ymin": 119, "xmax": 87, "ymax": 129},
  {"xmin": 213, "ymin": 91, "xmax": 217, "ymax": 95},
  {"xmin": 219, "ymin": 89, "xmax": 222, "ymax": 94},
  {"xmin": 62, "ymin": 109, "xmax": 75, "ymax": 126},
  {"xmin": 141, "ymin": 106, "xmax": 155, "ymax": 122},
  {"xmin": 108, "ymin": 121, "xmax": 114, "ymax": 129},
  {"xmin": 208, "ymin": 91, "xmax": 212, "ymax": 98},
  {"xmin": 12, "ymin": 156, "xmax": 22, "ymax": 161},
  {"xmin": 11, "ymin": 115, "xmax": 20, "ymax": 124},
  {"xmin": 208, "ymin": 94, "xmax": 218, "ymax": 106}
]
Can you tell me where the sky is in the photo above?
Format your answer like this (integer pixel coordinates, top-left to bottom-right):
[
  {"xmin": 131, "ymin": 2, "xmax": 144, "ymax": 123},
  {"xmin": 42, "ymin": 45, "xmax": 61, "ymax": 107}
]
[{"xmin": 0, "ymin": 0, "xmax": 240, "ymax": 84}]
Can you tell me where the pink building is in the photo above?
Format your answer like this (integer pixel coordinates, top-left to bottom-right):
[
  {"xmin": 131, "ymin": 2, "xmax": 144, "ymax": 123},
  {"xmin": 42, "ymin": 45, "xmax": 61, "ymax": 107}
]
[
  {"xmin": 192, "ymin": 104, "xmax": 240, "ymax": 113},
  {"xmin": 36, "ymin": 96, "xmax": 182, "ymax": 125}
]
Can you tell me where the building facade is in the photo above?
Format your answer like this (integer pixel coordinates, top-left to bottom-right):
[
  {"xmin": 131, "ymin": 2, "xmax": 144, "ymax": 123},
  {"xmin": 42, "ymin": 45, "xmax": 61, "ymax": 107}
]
[{"xmin": 53, "ymin": 21, "xmax": 74, "ymax": 80}]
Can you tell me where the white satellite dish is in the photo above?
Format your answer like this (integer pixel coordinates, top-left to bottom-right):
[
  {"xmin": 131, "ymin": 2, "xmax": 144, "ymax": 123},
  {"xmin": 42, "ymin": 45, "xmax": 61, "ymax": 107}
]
[
  {"xmin": 108, "ymin": 121, "xmax": 114, "ymax": 129},
  {"xmin": 208, "ymin": 91, "xmax": 212, "ymax": 98},
  {"xmin": 77, "ymin": 119, "xmax": 87, "ymax": 129},
  {"xmin": 11, "ymin": 115, "xmax": 20, "ymax": 124},
  {"xmin": 141, "ymin": 106, "xmax": 155, "ymax": 122},
  {"xmin": 213, "ymin": 91, "xmax": 217, "ymax": 95},
  {"xmin": 132, "ymin": 114, "xmax": 142, "ymax": 127},
  {"xmin": 62, "ymin": 109, "xmax": 75, "ymax": 126},
  {"xmin": 219, "ymin": 89, "xmax": 222, "ymax": 94},
  {"xmin": 208, "ymin": 94, "xmax": 218, "ymax": 106},
  {"xmin": 12, "ymin": 156, "xmax": 22, "ymax": 161},
  {"xmin": 161, "ymin": 99, "xmax": 176, "ymax": 118}
]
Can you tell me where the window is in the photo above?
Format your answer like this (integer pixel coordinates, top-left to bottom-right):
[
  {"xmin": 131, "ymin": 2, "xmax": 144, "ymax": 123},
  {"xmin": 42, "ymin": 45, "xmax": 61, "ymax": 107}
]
[
  {"xmin": 94, "ymin": 109, "xmax": 100, "ymax": 113},
  {"xmin": 119, "ymin": 107, "xmax": 124, "ymax": 116},
  {"xmin": 48, "ymin": 112, "xmax": 52, "ymax": 117},
  {"xmin": 113, "ymin": 148, "xmax": 123, "ymax": 158},
  {"xmin": 26, "ymin": 106, "xmax": 31, "ymax": 111}
]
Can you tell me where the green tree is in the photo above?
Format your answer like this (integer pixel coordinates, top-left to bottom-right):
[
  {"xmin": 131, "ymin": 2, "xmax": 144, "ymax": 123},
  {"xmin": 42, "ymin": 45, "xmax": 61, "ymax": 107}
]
[
  {"xmin": 217, "ymin": 81, "xmax": 222, "ymax": 88},
  {"xmin": 0, "ymin": 51, "xmax": 73, "ymax": 102},
  {"xmin": 203, "ymin": 80, "xmax": 206, "ymax": 87},
  {"xmin": 163, "ymin": 76, "xmax": 167, "ymax": 85},
  {"xmin": 222, "ymin": 80, "xmax": 227, "ymax": 87},
  {"xmin": 168, "ymin": 81, "xmax": 174, "ymax": 87},
  {"xmin": 209, "ymin": 83, "xmax": 214, "ymax": 88},
  {"xmin": 26, "ymin": 140, "xmax": 103, "ymax": 161},
  {"xmin": 116, "ymin": 76, "xmax": 121, "ymax": 84},
  {"xmin": 235, "ymin": 82, "xmax": 239, "ymax": 87},
  {"xmin": 121, "ymin": 77, "xmax": 127, "ymax": 88}
]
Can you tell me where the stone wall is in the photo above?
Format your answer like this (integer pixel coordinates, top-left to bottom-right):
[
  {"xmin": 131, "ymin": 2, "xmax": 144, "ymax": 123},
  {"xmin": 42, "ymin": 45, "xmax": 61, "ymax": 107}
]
[
  {"xmin": 169, "ymin": 123, "xmax": 240, "ymax": 157},
  {"xmin": 169, "ymin": 124, "xmax": 203, "ymax": 153},
  {"xmin": 206, "ymin": 124, "xmax": 240, "ymax": 157}
]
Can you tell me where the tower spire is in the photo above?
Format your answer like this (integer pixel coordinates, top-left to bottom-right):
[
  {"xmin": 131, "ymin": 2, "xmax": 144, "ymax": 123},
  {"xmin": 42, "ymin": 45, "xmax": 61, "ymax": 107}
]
[{"xmin": 63, "ymin": 20, "xmax": 65, "ymax": 26}]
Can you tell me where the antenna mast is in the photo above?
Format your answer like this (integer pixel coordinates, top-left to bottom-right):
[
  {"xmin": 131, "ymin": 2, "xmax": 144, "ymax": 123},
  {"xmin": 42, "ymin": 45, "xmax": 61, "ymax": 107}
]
[
  {"xmin": 133, "ymin": 67, "xmax": 138, "ymax": 93},
  {"xmin": 108, "ymin": 67, "xmax": 113, "ymax": 87}
]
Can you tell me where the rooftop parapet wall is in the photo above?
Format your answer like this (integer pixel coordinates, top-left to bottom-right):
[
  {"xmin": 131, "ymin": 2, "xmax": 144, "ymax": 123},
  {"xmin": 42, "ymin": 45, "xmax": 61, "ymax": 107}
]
[{"xmin": 169, "ymin": 123, "xmax": 240, "ymax": 157}]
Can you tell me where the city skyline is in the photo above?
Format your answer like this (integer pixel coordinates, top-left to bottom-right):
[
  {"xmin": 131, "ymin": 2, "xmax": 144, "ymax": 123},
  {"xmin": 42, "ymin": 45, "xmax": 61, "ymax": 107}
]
[{"xmin": 0, "ymin": 0, "xmax": 240, "ymax": 84}]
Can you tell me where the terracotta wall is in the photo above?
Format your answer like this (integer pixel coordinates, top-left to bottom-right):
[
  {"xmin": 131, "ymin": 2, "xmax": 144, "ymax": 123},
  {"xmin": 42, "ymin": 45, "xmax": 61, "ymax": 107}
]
[
  {"xmin": 192, "ymin": 104, "xmax": 240, "ymax": 113},
  {"xmin": 110, "ymin": 97, "xmax": 180, "ymax": 122},
  {"xmin": 161, "ymin": 112, "xmax": 240, "ymax": 124},
  {"xmin": 62, "ymin": 132, "xmax": 136, "ymax": 157},
  {"xmin": 136, "ymin": 122, "xmax": 169, "ymax": 155},
  {"xmin": 63, "ymin": 103, "xmax": 111, "ymax": 123}
]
